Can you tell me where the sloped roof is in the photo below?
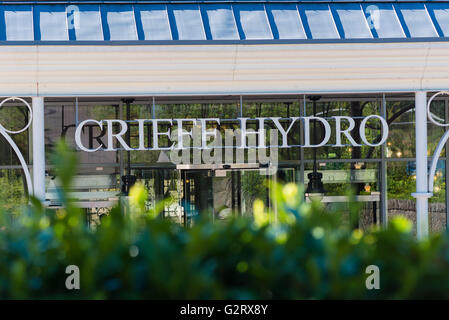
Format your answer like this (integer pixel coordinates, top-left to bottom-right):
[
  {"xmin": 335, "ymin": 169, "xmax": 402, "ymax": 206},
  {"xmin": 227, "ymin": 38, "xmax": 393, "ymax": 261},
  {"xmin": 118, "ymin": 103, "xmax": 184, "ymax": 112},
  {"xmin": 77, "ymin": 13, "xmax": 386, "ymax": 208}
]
[{"xmin": 0, "ymin": 1, "xmax": 448, "ymax": 44}]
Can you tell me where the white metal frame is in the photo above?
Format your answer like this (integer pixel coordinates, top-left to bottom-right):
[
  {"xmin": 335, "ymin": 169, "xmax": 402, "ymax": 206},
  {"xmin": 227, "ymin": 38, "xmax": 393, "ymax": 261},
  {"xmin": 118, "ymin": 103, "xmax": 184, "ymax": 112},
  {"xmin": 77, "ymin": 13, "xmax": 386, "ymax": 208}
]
[
  {"xmin": 0, "ymin": 97, "xmax": 33, "ymax": 195},
  {"xmin": 32, "ymin": 97, "xmax": 45, "ymax": 201},
  {"xmin": 411, "ymin": 91, "xmax": 431, "ymax": 239}
]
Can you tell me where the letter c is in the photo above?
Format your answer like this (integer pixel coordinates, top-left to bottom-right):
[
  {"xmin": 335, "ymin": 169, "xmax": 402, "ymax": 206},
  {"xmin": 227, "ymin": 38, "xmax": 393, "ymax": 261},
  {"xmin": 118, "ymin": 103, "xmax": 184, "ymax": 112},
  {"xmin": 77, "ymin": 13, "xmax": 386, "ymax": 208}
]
[{"xmin": 75, "ymin": 119, "xmax": 104, "ymax": 152}]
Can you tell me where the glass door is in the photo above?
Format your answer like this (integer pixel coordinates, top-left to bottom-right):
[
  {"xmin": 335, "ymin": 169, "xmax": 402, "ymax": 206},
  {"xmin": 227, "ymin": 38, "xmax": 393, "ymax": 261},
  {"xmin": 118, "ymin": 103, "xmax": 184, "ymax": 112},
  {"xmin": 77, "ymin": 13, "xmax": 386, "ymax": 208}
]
[
  {"xmin": 134, "ymin": 166, "xmax": 280, "ymax": 227},
  {"xmin": 181, "ymin": 170, "xmax": 213, "ymax": 227}
]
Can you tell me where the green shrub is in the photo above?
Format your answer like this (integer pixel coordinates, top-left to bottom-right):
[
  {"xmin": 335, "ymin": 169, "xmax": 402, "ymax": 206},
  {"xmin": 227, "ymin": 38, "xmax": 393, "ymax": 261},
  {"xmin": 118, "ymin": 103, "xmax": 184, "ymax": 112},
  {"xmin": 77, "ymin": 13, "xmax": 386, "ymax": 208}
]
[{"xmin": 1, "ymin": 141, "xmax": 449, "ymax": 299}]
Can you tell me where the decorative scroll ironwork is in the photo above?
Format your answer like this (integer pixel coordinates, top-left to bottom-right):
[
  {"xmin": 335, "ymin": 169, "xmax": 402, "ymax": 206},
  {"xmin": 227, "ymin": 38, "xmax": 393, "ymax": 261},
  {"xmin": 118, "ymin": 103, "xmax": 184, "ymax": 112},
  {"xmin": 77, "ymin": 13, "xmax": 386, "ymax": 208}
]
[
  {"xmin": 427, "ymin": 91, "xmax": 449, "ymax": 194},
  {"xmin": 0, "ymin": 97, "xmax": 33, "ymax": 195}
]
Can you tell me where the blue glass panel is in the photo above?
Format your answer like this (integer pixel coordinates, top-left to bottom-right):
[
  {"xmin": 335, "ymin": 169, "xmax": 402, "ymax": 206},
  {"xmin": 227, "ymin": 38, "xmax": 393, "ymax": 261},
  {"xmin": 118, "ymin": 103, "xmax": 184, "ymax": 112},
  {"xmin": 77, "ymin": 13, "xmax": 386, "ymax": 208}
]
[
  {"xmin": 202, "ymin": 4, "xmax": 238, "ymax": 40},
  {"xmin": 170, "ymin": 4, "xmax": 205, "ymax": 40},
  {"xmin": 233, "ymin": 3, "xmax": 272, "ymax": 40},
  {"xmin": 35, "ymin": 4, "xmax": 68, "ymax": 41},
  {"xmin": 362, "ymin": 3, "xmax": 405, "ymax": 38},
  {"xmin": 3, "ymin": 5, "xmax": 33, "ymax": 41},
  {"xmin": 332, "ymin": 3, "xmax": 372, "ymax": 38},
  {"xmin": 300, "ymin": 4, "xmax": 339, "ymax": 39},
  {"xmin": 71, "ymin": 4, "xmax": 102, "ymax": 41},
  {"xmin": 395, "ymin": 3, "xmax": 438, "ymax": 38},
  {"xmin": 0, "ymin": 2, "xmax": 446, "ymax": 43},
  {"xmin": 136, "ymin": 4, "xmax": 171, "ymax": 40},
  {"xmin": 266, "ymin": 4, "xmax": 306, "ymax": 39},
  {"xmin": 426, "ymin": 3, "xmax": 449, "ymax": 37},
  {"xmin": 102, "ymin": 4, "xmax": 137, "ymax": 41}
]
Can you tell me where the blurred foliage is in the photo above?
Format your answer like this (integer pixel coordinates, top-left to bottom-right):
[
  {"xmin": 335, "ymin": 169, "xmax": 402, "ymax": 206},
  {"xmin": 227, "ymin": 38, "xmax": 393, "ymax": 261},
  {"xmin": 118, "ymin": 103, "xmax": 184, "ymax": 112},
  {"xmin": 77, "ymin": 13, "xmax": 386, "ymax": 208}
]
[
  {"xmin": 2, "ymin": 141, "xmax": 449, "ymax": 299},
  {"xmin": 0, "ymin": 104, "xmax": 30, "ymax": 167},
  {"xmin": 241, "ymin": 170, "xmax": 267, "ymax": 215},
  {"xmin": 387, "ymin": 162, "xmax": 416, "ymax": 201},
  {"xmin": 0, "ymin": 170, "xmax": 27, "ymax": 217},
  {"xmin": 387, "ymin": 162, "xmax": 446, "ymax": 202}
]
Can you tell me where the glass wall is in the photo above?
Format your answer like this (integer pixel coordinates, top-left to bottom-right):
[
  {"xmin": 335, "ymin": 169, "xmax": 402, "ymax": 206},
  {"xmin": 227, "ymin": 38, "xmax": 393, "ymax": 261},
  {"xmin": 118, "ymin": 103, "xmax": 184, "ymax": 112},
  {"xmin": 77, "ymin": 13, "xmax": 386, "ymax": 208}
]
[
  {"xmin": 300, "ymin": 96, "xmax": 383, "ymax": 229},
  {"xmin": 0, "ymin": 93, "xmax": 447, "ymax": 233},
  {"xmin": 0, "ymin": 99, "xmax": 31, "ymax": 219},
  {"xmin": 44, "ymin": 101, "xmax": 121, "ymax": 227},
  {"xmin": 385, "ymin": 94, "xmax": 447, "ymax": 234}
]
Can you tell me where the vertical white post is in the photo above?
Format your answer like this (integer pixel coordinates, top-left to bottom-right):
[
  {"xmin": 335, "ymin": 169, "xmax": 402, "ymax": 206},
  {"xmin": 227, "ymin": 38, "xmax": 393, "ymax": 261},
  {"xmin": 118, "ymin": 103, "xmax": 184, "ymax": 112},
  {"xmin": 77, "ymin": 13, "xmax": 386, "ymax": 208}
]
[
  {"xmin": 413, "ymin": 91, "xmax": 430, "ymax": 239},
  {"xmin": 32, "ymin": 97, "xmax": 45, "ymax": 201}
]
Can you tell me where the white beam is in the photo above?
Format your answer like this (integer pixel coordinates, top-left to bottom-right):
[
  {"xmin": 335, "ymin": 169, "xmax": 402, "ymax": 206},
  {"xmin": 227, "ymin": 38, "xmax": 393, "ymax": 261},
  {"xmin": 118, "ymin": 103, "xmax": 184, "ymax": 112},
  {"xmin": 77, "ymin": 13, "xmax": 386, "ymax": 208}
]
[
  {"xmin": 32, "ymin": 97, "xmax": 45, "ymax": 201},
  {"xmin": 2, "ymin": 42, "xmax": 449, "ymax": 96},
  {"xmin": 412, "ymin": 91, "xmax": 431, "ymax": 239}
]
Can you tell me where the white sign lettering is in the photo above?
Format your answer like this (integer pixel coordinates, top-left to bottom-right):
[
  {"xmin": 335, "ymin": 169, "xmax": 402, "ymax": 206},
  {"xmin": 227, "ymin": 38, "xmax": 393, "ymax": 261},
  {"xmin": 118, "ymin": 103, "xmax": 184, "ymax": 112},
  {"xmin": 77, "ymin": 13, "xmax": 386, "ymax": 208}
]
[{"xmin": 74, "ymin": 116, "xmax": 389, "ymax": 152}]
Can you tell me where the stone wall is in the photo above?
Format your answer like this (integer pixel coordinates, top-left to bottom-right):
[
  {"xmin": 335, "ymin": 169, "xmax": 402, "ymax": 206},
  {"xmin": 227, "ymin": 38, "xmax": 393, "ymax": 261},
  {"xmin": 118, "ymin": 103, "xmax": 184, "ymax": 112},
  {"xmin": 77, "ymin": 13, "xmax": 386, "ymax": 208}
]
[
  {"xmin": 339, "ymin": 199, "xmax": 447, "ymax": 234},
  {"xmin": 387, "ymin": 199, "xmax": 447, "ymax": 234}
]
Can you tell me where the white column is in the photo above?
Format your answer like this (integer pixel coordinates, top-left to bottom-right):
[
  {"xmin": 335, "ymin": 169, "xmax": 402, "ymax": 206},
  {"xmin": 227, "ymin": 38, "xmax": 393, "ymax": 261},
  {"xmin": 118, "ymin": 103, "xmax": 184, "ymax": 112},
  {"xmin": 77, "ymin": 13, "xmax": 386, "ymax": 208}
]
[
  {"xmin": 32, "ymin": 97, "xmax": 45, "ymax": 201},
  {"xmin": 412, "ymin": 91, "xmax": 430, "ymax": 239}
]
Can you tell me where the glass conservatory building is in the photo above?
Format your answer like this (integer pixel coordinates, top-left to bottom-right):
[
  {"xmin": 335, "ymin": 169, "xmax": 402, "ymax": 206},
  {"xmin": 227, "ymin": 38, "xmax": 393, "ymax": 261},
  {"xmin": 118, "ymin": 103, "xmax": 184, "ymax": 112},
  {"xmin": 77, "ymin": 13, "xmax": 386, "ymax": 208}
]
[{"xmin": 1, "ymin": 0, "xmax": 449, "ymax": 236}]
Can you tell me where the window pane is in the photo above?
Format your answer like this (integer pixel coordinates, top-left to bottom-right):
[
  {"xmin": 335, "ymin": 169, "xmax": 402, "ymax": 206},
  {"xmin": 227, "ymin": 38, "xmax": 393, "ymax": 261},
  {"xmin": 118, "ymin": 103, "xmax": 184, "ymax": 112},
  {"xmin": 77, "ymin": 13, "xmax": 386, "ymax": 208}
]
[
  {"xmin": 0, "ymin": 168, "xmax": 27, "ymax": 218},
  {"xmin": 386, "ymin": 99, "xmax": 415, "ymax": 159}
]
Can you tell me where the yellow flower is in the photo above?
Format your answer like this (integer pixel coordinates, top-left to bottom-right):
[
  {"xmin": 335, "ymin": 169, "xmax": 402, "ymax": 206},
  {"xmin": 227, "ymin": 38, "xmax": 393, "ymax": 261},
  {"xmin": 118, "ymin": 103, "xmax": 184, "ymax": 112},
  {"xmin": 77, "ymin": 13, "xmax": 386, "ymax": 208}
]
[
  {"xmin": 275, "ymin": 231, "xmax": 288, "ymax": 244},
  {"xmin": 39, "ymin": 216, "xmax": 50, "ymax": 229},
  {"xmin": 253, "ymin": 199, "xmax": 268, "ymax": 227},
  {"xmin": 56, "ymin": 209, "xmax": 67, "ymax": 220},
  {"xmin": 350, "ymin": 229, "xmax": 363, "ymax": 244},
  {"xmin": 282, "ymin": 183, "xmax": 298, "ymax": 206},
  {"xmin": 391, "ymin": 216, "xmax": 412, "ymax": 234},
  {"xmin": 352, "ymin": 229, "xmax": 363, "ymax": 240},
  {"xmin": 129, "ymin": 182, "xmax": 148, "ymax": 211}
]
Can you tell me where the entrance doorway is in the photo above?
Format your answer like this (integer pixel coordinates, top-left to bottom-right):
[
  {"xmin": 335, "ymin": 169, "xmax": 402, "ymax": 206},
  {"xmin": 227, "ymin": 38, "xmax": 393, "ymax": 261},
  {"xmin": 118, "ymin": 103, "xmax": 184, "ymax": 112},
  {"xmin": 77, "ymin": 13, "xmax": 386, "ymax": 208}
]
[
  {"xmin": 179, "ymin": 165, "xmax": 250, "ymax": 226},
  {"xmin": 181, "ymin": 169, "xmax": 213, "ymax": 227},
  {"xmin": 133, "ymin": 164, "xmax": 277, "ymax": 226}
]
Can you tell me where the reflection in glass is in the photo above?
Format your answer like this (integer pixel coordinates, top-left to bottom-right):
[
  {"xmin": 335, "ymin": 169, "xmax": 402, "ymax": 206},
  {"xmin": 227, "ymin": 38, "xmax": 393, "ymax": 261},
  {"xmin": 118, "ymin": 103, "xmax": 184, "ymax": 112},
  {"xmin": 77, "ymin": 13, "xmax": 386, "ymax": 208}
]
[{"xmin": 0, "ymin": 169, "xmax": 27, "ymax": 218}]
